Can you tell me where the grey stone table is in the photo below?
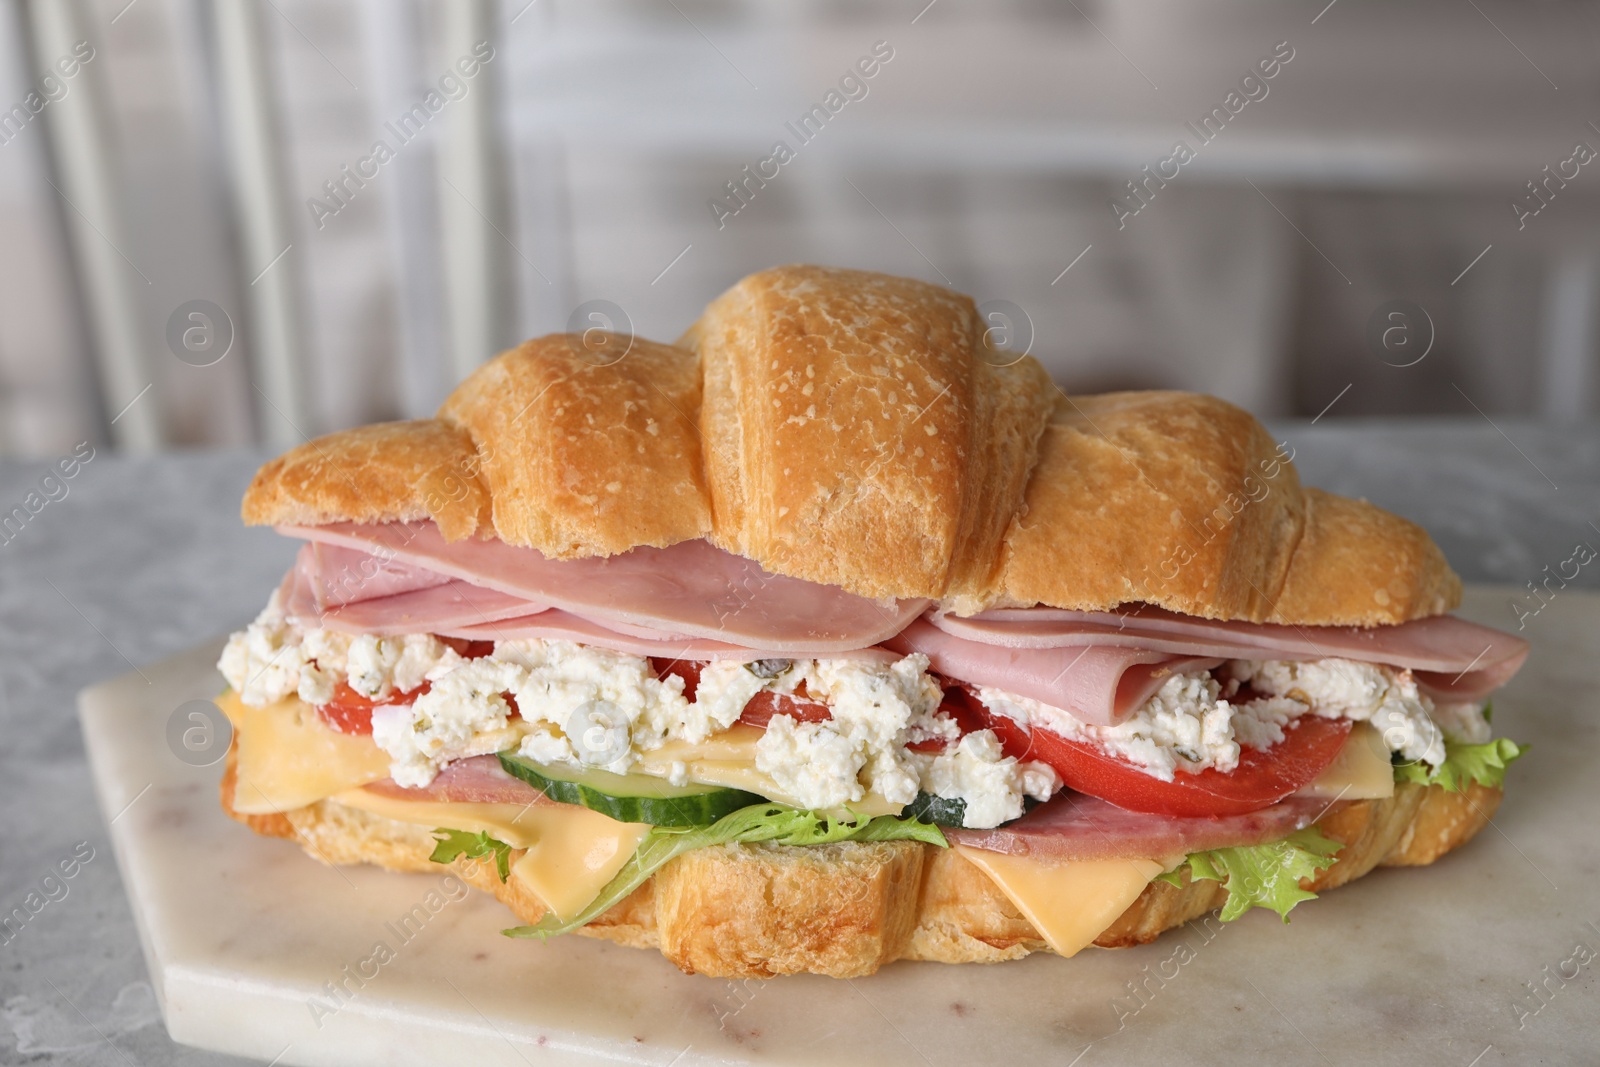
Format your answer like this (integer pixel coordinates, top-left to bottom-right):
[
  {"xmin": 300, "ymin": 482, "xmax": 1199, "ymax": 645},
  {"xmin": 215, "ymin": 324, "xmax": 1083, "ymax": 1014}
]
[{"xmin": 0, "ymin": 420, "xmax": 1596, "ymax": 1066}]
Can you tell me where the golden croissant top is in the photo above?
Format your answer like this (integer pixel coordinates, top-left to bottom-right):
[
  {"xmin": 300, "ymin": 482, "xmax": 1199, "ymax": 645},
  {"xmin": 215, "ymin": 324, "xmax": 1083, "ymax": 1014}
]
[{"xmin": 244, "ymin": 264, "xmax": 1459, "ymax": 625}]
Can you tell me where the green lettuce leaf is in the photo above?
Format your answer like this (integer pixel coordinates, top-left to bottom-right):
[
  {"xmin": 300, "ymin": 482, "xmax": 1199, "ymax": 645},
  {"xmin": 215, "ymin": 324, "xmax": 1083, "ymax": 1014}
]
[
  {"xmin": 1393, "ymin": 737, "xmax": 1525, "ymax": 792},
  {"xmin": 430, "ymin": 828, "xmax": 513, "ymax": 882},
  {"xmin": 1153, "ymin": 828, "xmax": 1343, "ymax": 922},
  {"xmin": 504, "ymin": 804, "xmax": 947, "ymax": 939}
]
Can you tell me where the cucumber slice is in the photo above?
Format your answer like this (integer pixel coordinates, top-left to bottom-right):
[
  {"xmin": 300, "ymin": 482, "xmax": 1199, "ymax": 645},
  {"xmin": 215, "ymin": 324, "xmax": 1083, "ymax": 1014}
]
[
  {"xmin": 902, "ymin": 792, "xmax": 968, "ymax": 827},
  {"xmin": 498, "ymin": 753, "xmax": 764, "ymax": 827},
  {"xmin": 901, "ymin": 792, "xmax": 1043, "ymax": 828}
]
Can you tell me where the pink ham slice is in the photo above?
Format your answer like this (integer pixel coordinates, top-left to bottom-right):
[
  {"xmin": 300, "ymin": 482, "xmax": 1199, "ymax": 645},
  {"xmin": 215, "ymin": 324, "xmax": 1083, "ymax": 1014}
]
[
  {"xmin": 361, "ymin": 754, "xmax": 548, "ymax": 806},
  {"xmin": 279, "ymin": 521, "xmax": 927, "ymax": 654},
  {"xmin": 948, "ymin": 790, "xmax": 1337, "ymax": 861},
  {"xmin": 278, "ymin": 542, "xmax": 543, "ymax": 634},
  {"xmin": 277, "ymin": 560, "xmax": 317, "ymax": 622},
  {"xmin": 314, "ymin": 582, "xmax": 541, "ymax": 635},
  {"xmin": 301, "ymin": 541, "xmax": 454, "ymax": 610},
  {"xmin": 930, "ymin": 605, "xmax": 1529, "ymax": 705},
  {"xmin": 436, "ymin": 607, "xmax": 900, "ymax": 664},
  {"xmin": 887, "ymin": 619, "xmax": 1221, "ymax": 727}
]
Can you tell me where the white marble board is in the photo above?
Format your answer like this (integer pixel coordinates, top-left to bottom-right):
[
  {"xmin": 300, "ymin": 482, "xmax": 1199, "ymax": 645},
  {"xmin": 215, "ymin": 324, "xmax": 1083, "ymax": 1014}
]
[{"xmin": 77, "ymin": 587, "xmax": 1600, "ymax": 1066}]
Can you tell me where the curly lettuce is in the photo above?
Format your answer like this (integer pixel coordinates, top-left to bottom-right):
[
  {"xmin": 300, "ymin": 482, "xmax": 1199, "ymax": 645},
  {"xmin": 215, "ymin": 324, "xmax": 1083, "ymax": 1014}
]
[
  {"xmin": 1393, "ymin": 737, "xmax": 1525, "ymax": 792},
  {"xmin": 504, "ymin": 803, "xmax": 946, "ymax": 939},
  {"xmin": 1154, "ymin": 828, "xmax": 1343, "ymax": 922},
  {"xmin": 430, "ymin": 828, "xmax": 513, "ymax": 882}
]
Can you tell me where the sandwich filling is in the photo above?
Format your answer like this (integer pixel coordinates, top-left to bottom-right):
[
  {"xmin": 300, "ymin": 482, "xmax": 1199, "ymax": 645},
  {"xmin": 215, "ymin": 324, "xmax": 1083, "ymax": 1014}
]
[
  {"xmin": 218, "ymin": 524, "xmax": 1530, "ymax": 954},
  {"xmin": 221, "ymin": 591, "xmax": 1498, "ymax": 826}
]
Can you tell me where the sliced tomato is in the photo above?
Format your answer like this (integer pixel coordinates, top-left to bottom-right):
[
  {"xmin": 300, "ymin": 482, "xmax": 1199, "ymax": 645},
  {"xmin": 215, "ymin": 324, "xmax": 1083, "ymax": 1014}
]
[
  {"xmin": 942, "ymin": 685, "xmax": 1034, "ymax": 757},
  {"xmin": 316, "ymin": 680, "xmax": 429, "ymax": 736},
  {"xmin": 647, "ymin": 659, "xmax": 832, "ymax": 728},
  {"xmin": 651, "ymin": 658, "xmax": 705, "ymax": 701},
  {"xmin": 738, "ymin": 690, "xmax": 832, "ymax": 729},
  {"xmin": 439, "ymin": 637, "xmax": 496, "ymax": 659},
  {"xmin": 907, "ymin": 686, "xmax": 1000, "ymax": 752},
  {"xmin": 946, "ymin": 683, "xmax": 1352, "ymax": 816}
]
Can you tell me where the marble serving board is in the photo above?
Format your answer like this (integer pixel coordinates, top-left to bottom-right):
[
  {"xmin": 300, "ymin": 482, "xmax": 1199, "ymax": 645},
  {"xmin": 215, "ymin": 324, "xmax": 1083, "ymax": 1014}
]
[{"xmin": 78, "ymin": 587, "xmax": 1599, "ymax": 1067}]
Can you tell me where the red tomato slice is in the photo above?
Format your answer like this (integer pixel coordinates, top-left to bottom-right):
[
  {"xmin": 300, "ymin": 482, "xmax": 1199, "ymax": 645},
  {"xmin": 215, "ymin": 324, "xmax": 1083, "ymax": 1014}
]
[
  {"xmin": 951, "ymin": 684, "xmax": 1352, "ymax": 816},
  {"xmin": 738, "ymin": 690, "xmax": 832, "ymax": 729},
  {"xmin": 316, "ymin": 680, "xmax": 429, "ymax": 736},
  {"xmin": 439, "ymin": 637, "xmax": 496, "ymax": 659},
  {"xmin": 651, "ymin": 658, "xmax": 704, "ymax": 701},
  {"xmin": 647, "ymin": 660, "xmax": 832, "ymax": 729},
  {"xmin": 907, "ymin": 687, "xmax": 997, "ymax": 752}
]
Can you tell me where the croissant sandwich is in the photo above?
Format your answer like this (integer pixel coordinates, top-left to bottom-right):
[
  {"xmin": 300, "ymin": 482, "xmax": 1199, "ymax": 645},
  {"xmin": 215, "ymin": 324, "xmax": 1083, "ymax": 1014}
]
[{"xmin": 217, "ymin": 265, "xmax": 1528, "ymax": 979}]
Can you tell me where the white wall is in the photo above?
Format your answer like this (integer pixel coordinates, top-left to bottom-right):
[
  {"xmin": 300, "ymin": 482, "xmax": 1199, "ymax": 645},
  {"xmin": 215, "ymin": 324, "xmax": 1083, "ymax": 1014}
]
[{"xmin": 0, "ymin": 0, "xmax": 1594, "ymax": 455}]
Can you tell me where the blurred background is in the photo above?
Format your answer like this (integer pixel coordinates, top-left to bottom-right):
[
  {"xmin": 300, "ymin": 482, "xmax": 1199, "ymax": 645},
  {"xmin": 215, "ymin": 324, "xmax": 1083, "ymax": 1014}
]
[{"xmin": 1, "ymin": 0, "xmax": 1598, "ymax": 456}]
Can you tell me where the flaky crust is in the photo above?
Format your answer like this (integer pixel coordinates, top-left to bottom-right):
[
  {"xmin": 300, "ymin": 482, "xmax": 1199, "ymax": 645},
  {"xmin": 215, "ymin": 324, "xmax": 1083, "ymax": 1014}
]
[
  {"xmin": 220, "ymin": 742, "xmax": 1499, "ymax": 979},
  {"xmin": 686, "ymin": 265, "xmax": 1056, "ymax": 605},
  {"xmin": 240, "ymin": 265, "xmax": 1460, "ymax": 626},
  {"xmin": 241, "ymin": 419, "xmax": 492, "ymax": 541},
  {"xmin": 437, "ymin": 334, "xmax": 712, "ymax": 557}
]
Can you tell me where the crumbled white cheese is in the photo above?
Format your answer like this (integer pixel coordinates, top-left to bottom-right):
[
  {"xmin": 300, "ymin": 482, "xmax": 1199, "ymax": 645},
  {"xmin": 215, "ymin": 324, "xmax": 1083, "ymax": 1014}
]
[
  {"xmin": 688, "ymin": 660, "xmax": 788, "ymax": 741},
  {"xmin": 374, "ymin": 656, "xmax": 528, "ymax": 787},
  {"xmin": 500, "ymin": 639, "xmax": 690, "ymax": 768},
  {"xmin": 346, "ymin": 633, "xmax": 460, "ymax": 698},
  {"xmin": 910, "ymin": 730, "xmax": 1061, "ymax": 829},
  {"xmin": 755, "ymin": 714, "xmax": 869, "ymax": 810},
  {"xmin": 517, "ymin": 724, "xmax": 574, "ymax": 765},
  {"xmin": 298, "ymin": 629, "xmax": 352, "ymax": 705},
  {"xmin": 667, "ymin": 760, "xmax": 690, "ymax": 788},
  {"xmin": 983, "ymin": 656, "xmax": 1458, "ymax": 782},
  {"xmin": 217, "ymin": 596, "xmax": 328, "ymax": 707},
  {"xmin": 980, "ymin": 672, "xmax": 1253, "ymax": 781},
  {"xmin": 370, "ymin": 638, "xmax": 692, "ymax": 784},
  {"xmin": 751, "ymin": 654, "xmax": 946, "ymax": 810},
  {"xmin": 1428, "ymin": 700, "xmax": 1492, "ymax": 745},
  {"xmin": 1231, "ymin": 659, "xmax": 1448, "ymax": 767}
]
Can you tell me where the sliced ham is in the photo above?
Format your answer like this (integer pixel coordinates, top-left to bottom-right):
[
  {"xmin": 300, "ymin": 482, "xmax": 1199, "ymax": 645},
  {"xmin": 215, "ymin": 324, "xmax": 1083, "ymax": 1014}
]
[
  {"xmin": 436, "ymin": 607, "xmax": 901, "ymax": 665},
  {"xmin": 279, "ymin": 521, "xmax": 927, "ymax": 654},
  {"xmin": 930, "ymin": 605, "xmax": 1529, "ymax": 705},
  {"xmin": 887, "ymin": 619, "xmax": 1221, "ymax": 726},
  {"xmin": 361, "ymin": 754, "xmax": 548, "ymax": 806},
  {"xmin": 300, "ymin": 541, "xmax": 454, "ymax": 610},
  {"xmin": 277, "ymin": 560, "xmax": 316, "ymax": 621},
  {"xmin": 314, "ymin": 582, "xmax": 542, "ymax": 635},
  {"xmin": 948, "ymin": 790, "xmax": 1336, "ymax": 861}
]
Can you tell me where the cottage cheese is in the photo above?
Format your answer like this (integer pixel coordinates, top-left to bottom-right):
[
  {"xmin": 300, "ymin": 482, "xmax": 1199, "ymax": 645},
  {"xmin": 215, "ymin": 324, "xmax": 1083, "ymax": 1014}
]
[
  {"xmin": 981, "ymin": 656, "xmax": 1465, "ymax": 783},
  {"xmin": 217, "ymin": 596, "xmax": 351, "ymax": 708},
  {"xmin": 1425, "ymin": 700, "xmax": 1492, "ymax": 745},
  {"xmin": 980, "ymin": 672, "xmax": 1268, "ymax": 781},
  {"xmin": 1229, "ymin": 659, "xmax": 1449, "ymax": 767},
  {"xmin": 910, "ymin": 731, "xmax": 1062, "ymax": 829},
  {"xmin": 373, "ymin": 657, "xmax": 527, "ymax": 787},
  {"xmin": 690, "ymin": 659, "xmax": 791, "ymax": 740},
  {"xmin": 347, "ymin": 633, "xmax": 459, "ymax": 699},
  {"xmin": 219, "ymin": 589, "xmax": 1486, "ymax": 828},
  {"xmin": 749, "ymin": 655, "xmax": 942, "ymax": 809}
]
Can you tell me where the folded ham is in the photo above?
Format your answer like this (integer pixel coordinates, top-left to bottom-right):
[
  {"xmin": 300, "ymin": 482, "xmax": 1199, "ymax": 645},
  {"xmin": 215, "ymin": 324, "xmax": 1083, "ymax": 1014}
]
[
  {"xmin": 273, "ymin": 522, "xmax": 1527, "ymax": 735},
  {"xmin": 279, "ymin": 521, "xmax": 927, "ymax": 654},
  {"xmin": 301, "ymin": 541, "xmax": 455, "ymax": 609},
  {"xmin": 361, "ymin": 754, "xmax": 548, "ymax": 805},
  {"xmin": 927, "ymin": 605, "xmax": 1529, "ymax": 709},
  {"xmin": 434, "ymin": 607, "xmax": 900, "ymax": 664},
  {"xmin": 888, "ymin": 619, "xmax": 1222, "ymax": 727},
  {"xmin": 948, "ymin": 790, "xmax": 1336, "ymax": 861}
]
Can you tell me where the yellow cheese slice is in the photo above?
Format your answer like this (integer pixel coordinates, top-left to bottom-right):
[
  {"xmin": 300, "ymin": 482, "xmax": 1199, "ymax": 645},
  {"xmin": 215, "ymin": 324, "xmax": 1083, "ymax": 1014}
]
[
  {"xmin": 332, "ymin": 789, "xmax": 650, "ymax": 921},
  {"xmin": 635, "ymin": 724, "xmax": 903, "ymax": 818},
  {"xmin": 1297, "ymin": 721, "xmax": 1394, "ymax": 800},
  {"xmin": 217, "ymin": 690, "xmax": 391, "ymax": 814},
  {"xmin": 954, "ymin": 845, "xmax": 1166, "ymax": 958}
]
